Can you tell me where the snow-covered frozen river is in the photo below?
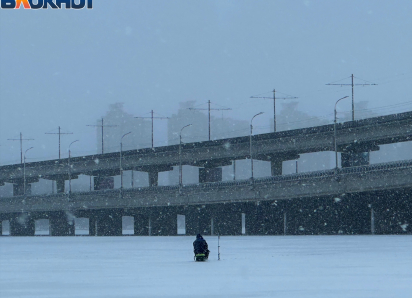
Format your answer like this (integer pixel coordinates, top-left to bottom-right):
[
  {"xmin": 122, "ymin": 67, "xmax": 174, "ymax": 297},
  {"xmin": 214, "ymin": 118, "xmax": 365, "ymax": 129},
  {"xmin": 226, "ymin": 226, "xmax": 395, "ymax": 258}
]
[{"xmin": 1, "ymin": 235, "xmax": 411, "ymax": 298}]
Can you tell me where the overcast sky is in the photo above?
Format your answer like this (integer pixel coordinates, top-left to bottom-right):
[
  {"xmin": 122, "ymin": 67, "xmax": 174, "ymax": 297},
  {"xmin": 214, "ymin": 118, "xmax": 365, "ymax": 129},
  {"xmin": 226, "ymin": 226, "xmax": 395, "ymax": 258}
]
[{"xmin": 1, "ymin": 0, "xmax": 411, "ymax": 164}]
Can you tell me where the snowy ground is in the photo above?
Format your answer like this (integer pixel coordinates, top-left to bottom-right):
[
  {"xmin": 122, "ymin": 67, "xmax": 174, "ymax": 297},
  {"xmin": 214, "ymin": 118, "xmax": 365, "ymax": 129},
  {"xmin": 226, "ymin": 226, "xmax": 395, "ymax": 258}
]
[{"xmin": 1, "ymin": 236, "xmax": 411, "ymax": 298}]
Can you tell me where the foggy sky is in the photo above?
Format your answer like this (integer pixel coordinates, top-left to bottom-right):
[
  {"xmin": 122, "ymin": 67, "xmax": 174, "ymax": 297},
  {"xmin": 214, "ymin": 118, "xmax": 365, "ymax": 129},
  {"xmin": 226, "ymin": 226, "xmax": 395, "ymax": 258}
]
[{"xmin": 1, "ymin": 0, "xmax": 411, "ymax": 164}]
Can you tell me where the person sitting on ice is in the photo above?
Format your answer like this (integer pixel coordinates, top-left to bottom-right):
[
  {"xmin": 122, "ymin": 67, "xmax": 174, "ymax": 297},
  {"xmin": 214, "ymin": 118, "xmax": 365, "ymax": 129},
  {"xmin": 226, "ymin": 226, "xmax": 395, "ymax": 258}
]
[{"xmin": 193, "ymin": 234, "xmax": 210, "ymax": 261}]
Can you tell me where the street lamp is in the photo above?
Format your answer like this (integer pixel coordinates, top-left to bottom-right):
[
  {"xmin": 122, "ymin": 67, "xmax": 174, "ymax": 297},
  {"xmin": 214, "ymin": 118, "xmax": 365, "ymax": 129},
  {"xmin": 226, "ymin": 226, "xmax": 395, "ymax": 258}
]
[
  {"xmin": 250, "ymin": 112, "xmax": 264, "ymax": 180},
  {"xmin": 120, "ymin": 132, "xmax": 132, "ymax": 192},
  {"xmin": 334, "ymin": 96, "xmax": 349, "ymax": 169},
  {"xmin": 23, "ymin": 147, "xmax": 34, "ymax": 196},
  {"xmin": 179, "ymin": 124, "xmax": 192, "ymax": 186},
  {"xmin": 68, "ymin": 140, "xmax": 79, "ymax": 195}
]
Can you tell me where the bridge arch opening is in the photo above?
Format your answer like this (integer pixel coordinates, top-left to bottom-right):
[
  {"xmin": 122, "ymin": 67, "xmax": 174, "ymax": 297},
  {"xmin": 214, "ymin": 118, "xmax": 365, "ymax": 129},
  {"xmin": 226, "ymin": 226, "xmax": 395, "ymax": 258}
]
[
  {"xmin": 35, "ymin": 219, "xmax": 50, "ymax": 236},
  {"xmin": 177, "ymin": 214, "xmax": 185, "ymax": 235},
  {"xmin": 122, "ymin": 216, "xmax": 134, "ymax": 235},
  {"xmin": 75, "ymin": 218, "xmax": 89, "ymax": 235}
]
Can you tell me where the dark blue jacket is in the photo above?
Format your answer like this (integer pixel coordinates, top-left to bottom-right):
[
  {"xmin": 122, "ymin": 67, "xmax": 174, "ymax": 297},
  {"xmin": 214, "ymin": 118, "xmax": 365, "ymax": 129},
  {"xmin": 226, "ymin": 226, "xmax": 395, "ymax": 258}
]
[{"xmin": 193, "ymin": 234, "xmax": 209, "ymax": 254}]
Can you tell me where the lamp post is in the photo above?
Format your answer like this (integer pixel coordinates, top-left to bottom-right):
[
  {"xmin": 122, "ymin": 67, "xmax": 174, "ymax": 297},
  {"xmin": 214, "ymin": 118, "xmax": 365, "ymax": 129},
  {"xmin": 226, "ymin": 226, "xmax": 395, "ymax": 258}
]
[
  {"xmin": 23, "ymin": 147, "xmax": 34, "ymax": 196},
  {"xmin": 250, "ymin": 112, "xmax": 264, "ymax": 180},
  {"xmin": 68, "ymin": 140, "xmax": 79, "ymax": 196},
  {"xmin": 120, "ymin": 132, "xmax": 132, "ymax": 193},
  {"xmin": 334, "ymin": 96, "xmax": 349, "ymax": 169},
  {"xmin": 179, "ymin": 124, "xmax": 192, "ymax": 186}
]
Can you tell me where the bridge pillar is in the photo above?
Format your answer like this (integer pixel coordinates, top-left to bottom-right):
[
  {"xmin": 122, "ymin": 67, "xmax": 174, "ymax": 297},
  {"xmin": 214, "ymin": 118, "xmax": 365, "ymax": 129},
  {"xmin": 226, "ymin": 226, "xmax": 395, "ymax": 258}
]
[
  {"xmin": 139, "ymin": 166, "xmax": 173, "ymax": 187},
  {"xmin": 95, "ymin": 210, "xmax": 123, "ymax": 236},
  {"xmin": 10, "ymin": 214, "xmax": 35, "ymax": 236},
  {"xmin": 150, "ymin": 207, "xmax": 177, "ymax": 236},
  {"xmin": 49, "ymin": 212, "xmax": 75, "ymax": 236},
  {"xmin": 212, "ymin": 203, "xmax": 243, "ymax": 235},
  {"xmin": 340, "ymin": 143, "xmax": 379, "ymax": 168},
  {"xmin": 265, "ymin": 154, "xmax": 300, "ymax": 176},
  {"xmin": 89, "ymin": 216, "xmax": 98, "ymax": 236},
  {"xmin": 341, "ymin": 152, "xmax": 369, "ymax": 167},
  {"xmin": 368, "ymin": 189, "xmax": 412, "ymax": 234},
  {"xmin": 94, "ymin": 176, "xmax": 115, "ymax": 190},
  {"xmin": 13, "ymin": 181, "xmax": 31, "ymax": 196},
  {"xmin": 134, "ymin": 214, "xmax": 150, "ymax": 235},
  {"xmin": 199, "ymin": 168, "xmax": 222, "ymax": 183},
  {"xmin": 55, "ymin": 178, "xmax": 65, "ymax": 194},
  {"xmin": 246, "ymin": 201, "xmax": 285, "ymax": 235},
  {"xmin": 186, "ymin": 205, "xmax": 211, "ymax": 235},
  {"xmin": 148, "ymin": 172, "xmax": 158, "ymax": 187}
]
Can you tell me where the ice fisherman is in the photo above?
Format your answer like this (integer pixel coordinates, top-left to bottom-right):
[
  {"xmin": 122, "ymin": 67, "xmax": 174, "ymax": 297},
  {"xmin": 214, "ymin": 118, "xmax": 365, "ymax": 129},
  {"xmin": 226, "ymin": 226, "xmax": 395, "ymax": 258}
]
[{"xmin": 193, "ymin": 234, "xmax": 210, "ymax": 260}]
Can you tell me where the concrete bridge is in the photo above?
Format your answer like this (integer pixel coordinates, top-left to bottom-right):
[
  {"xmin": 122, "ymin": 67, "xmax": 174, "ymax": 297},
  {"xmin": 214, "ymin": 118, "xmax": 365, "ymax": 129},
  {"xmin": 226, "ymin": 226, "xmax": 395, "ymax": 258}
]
[
  {"xmin": 1, "ymin": 159, "xmax": 411, "ymax": 236},
  {"xmin": 1, "ymin": 111, "xmax": 411, "ymax": 195}
]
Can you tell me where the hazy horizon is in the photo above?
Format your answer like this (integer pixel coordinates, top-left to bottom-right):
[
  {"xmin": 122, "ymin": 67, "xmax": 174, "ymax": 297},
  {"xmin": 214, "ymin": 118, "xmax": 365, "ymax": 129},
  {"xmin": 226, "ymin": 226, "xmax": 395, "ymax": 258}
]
[{"xmin": 1, "ymin": 0, "xmax": 411, "ymax": 164}]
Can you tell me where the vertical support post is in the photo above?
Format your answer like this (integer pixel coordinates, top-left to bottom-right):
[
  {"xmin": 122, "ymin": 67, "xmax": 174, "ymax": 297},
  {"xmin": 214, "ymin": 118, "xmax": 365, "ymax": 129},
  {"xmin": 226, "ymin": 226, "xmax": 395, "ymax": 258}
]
[
  {"xmin": 208, "ymin": 100, "xmax": 211, "ymax": 141},
  {"xmin": 151, "ymin": 110, "xmax": 154, "ymax": 148},
  {"xmin": 148, "ymin": 172, "xmax": 159, "ymax": 187},
  {"xmin": 56, "ymin": 177, "xmax": 65, "ymax": 193},
  {"xmin": 218, "ymin": 234, "xmax": 220, "ymax": 261},
  {"xmin": 371, "ymin": 207, "xmax": 375, "ymax": 235},
  {"xmin": 284, "ymin": 212, "xmax": 287, "ymax": 236},
  {"xmin": 351, "ymin": 74, "xmax": 355, "ymax": 121},
  {"xmin": 148, "ymin": 217, "xmax": 152, "ymax": 236},
  {"xmin": 233, "ymin": 160, "xmax": 236, "ymax": 180},
  {"xmin": 273, "ymin": 89, "xmax": 276, "ymax": 132},
  {"xmin": 211, "ymin": 218, "xmax": 214, "ymax": 236},
  {"xmin": 101, "ymin": 118, "xmax": 104, "ymax": 154}
]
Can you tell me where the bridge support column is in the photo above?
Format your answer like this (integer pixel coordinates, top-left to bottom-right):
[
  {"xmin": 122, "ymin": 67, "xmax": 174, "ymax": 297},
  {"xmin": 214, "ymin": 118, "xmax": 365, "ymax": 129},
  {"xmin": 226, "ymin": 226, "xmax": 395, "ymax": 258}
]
[
  {"xmin": 94, "ymin": 176, "xmax": 115, "ymax": 190},
  {"xmin": 340, "ymin": 143, "xmax": 379, "ymax": 168},
  {"xmin": 49, "ymin": 212, "xmax": 75, "ymax": 236},
  {"xmin": 10, "ymin": 214, "xmax": 35, "ymax": 236},
  {"xmin": 139, "ymin": 166, "xmax": 173, "ymax": 187},
  {"xmin": 246, "ymin": 201, "xmax": 285, "ymax": 235},
  {"xmin": 134, "ymin": 214, "xmax": 149, "ymax": 235},
  {"xmin": 55, "ymin": 178, "xmax": 65, "ymax": 194},
  {"xmin": 186, "ymin": 205, "xmax": 211, "ymax": 235},
  {"xmin": 199, "ymin": 168, "xmax": 222, "ymax": 183},
  {"xmin": 270, "ymin": 160, "xmax": 283, "ymax": 176},
  {"xmin": 148, "ymin": 172, "xmax": 158, "ymax": 187},
  {"xmin": 150, "ymin": 207, "xmax": 177, "ymax": 236},
  {"xmin": 12, "ymin": 181, "xmax": 31, "ymax": 196},
  {"xmin": 213, "ymin": 203, "xmax": 243, "ymax": 235},
  {"xmin": 89, "ymin": 216, "xmax": 97, "ymax": 236},
  {"xmin": 95, "ymin": 210, "xmax": 123, "ymax": 236},
  {"xmin": 265, "ymin": 154, "xmax": 300, "ymax": 176},
  {"xmin": 367, "ymin": 189, "xmax": 412, "ymax": 235},
  {"xmin": 341, "ymin": 152, "xmax": 370, "ymax": 167}
]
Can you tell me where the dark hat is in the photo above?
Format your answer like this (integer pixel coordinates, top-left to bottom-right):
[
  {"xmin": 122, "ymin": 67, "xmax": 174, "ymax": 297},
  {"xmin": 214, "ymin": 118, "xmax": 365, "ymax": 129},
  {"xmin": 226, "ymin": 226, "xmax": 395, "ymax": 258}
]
[{"xmin": 196, "ymin": 234, "xmax": 202, "ymax": 239}]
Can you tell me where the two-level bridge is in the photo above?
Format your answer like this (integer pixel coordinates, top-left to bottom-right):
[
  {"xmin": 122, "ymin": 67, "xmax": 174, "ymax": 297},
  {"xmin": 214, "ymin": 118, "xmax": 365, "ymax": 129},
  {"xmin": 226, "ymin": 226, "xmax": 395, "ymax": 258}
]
[{"xmin": 0, "ymin": 111, "xmax": 411, "ymax": 236}]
